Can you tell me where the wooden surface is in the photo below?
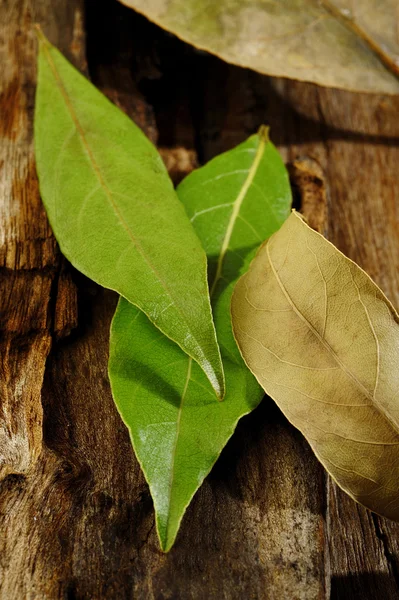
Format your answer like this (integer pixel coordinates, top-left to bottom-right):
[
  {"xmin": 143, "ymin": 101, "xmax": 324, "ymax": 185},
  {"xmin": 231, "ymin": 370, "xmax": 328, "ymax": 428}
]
[{"xmin": 0, "ymin": 0, "xmax": 399, "ymax": 598}]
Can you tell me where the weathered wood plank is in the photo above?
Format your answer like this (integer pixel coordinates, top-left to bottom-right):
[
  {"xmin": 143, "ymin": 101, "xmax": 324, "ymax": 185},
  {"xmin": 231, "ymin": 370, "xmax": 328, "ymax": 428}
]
[{"xmin": 0, "ymin": 0, "xmax": 84, "ymax": 479}]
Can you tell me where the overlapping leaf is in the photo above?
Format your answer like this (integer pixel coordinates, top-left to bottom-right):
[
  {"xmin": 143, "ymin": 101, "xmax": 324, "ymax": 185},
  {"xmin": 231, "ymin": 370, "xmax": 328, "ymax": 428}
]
[
  {"xmin": 119, "ymin": 0, "xmax": 399, "ymax": 94},
  {"xmin": 34, "ymin": 33, "xmax": 224, "ymax": 398},
  {"xmin": 232, "ymin": 211, "xmax": 399, "ymax": 520},
  {"xmin": 108, "ymin": 129, "xmax": 292, "ymax": 551}
]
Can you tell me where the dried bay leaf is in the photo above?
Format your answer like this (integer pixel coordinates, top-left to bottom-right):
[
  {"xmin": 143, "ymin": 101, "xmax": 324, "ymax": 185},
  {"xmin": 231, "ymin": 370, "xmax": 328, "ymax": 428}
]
[
  {"xmin": 232, "ymin": 211, "xmax": 399, "ymax": 520},
  {"xmin": 119, "ymin": 0, "xmax": 399, "ymax": 94},
  {"xmin": 108, "ymin": 129, "xmax": 292, "ymax": 551},
  {"xmin": 34, "ymin": 33, "xmax": 224, "ymax": 398}
]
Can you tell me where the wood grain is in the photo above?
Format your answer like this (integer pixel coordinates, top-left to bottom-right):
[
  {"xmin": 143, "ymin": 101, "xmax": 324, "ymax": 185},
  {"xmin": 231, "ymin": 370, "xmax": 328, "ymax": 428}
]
[
  {"xmin": 0, "ymin": 1, "xmax": 398, "ymax": 598},
  {"xmin": 0, "ymin": 0, "xmax": 83, "ymax": 479}
]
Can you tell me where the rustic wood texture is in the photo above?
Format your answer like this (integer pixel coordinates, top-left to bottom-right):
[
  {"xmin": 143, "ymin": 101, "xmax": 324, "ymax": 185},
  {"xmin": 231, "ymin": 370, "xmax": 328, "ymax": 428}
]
[
  {"xmin": 0, "ymin": 0, "xmax": 398, "ymax": 598},
  {"xmin": 0, "ymin": 0, "xmax": 83, "ymax": 481}
]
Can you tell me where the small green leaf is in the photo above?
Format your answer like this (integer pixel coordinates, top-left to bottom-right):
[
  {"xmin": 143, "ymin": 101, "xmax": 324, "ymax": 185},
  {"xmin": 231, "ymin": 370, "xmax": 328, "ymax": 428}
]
[
  {"xmin": 109, "ymin": 130, "xmax": 292, "ymax": 551},
  {"xmin": 34, "ymin": 32, "xmax": 224, "ymax": 399},
  {"xmin": 232, "ymin": 211, "xmax": 399, "ymax": 521}
]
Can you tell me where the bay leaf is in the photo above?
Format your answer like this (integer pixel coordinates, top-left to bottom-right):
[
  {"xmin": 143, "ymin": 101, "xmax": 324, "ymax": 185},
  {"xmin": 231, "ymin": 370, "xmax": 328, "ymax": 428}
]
[
  {"xmin": 108, "ymin": 128, "xmax": 292, "ymax": 551},
  {"xmin": 119, "ymin": 0, "xmax": 399, "ymax": 94},
  {"xmin": 34, "ymin": 32, "xmax": 224, "ymax": 399},
  {"xmin": 232, "ymin": 211, "xmax": 399, "ymax": 520}
]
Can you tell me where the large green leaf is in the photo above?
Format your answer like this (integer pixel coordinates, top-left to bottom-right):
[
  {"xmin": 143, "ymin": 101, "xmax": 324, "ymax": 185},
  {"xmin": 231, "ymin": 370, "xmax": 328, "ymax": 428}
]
[
  {"xmin": 34, "ymin": 33, "xmax": 224, "ymax": 399},
  {"xmin": 232, "ymin": 211, "xmax": 399, "ymax": 521},
  {"xmin": 119, "ymin": 0, "xmax": 399, "ymax": 94},
  {"xmin": 109, "ymin": 128, "xmax": 292, "ymax": 551}
]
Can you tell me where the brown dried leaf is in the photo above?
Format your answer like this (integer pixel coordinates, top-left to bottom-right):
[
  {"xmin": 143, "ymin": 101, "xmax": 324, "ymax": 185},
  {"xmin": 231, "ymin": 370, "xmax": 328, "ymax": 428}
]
[
  {"xmin": 119, "ymin": 0, "xmax": 399, "ymax": 94},
  {"xmin": 232, "ymin": 211, "xmax": 399, "ymax": 520}
]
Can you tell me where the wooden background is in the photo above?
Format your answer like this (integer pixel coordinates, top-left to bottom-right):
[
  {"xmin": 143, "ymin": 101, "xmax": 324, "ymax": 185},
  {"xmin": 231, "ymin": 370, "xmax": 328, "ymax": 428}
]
[{"xmin": 1, "ymin": 0, "xmax": 399, "ymax": 598}]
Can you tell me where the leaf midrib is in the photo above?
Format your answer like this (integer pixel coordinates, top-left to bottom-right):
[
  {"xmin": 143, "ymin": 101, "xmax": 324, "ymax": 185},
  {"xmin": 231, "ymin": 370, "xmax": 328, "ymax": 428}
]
[
  {"xmin": 163, "ymin": 356, "xmax": 192, "ymax": 550},
  {"xmin": 209, "ymin": 132, "xmax": 268, "ymax": 297},
  {"xmin": 320, "ymin": 0, "xmax": 399, "ymax": 80},
  {"xmin": 163, "ymin": 131, "xmax": 269, "ymax": 547},
  {"xmin": 40, "ymin": 39, "xmax": 216, "ymax": 386}
]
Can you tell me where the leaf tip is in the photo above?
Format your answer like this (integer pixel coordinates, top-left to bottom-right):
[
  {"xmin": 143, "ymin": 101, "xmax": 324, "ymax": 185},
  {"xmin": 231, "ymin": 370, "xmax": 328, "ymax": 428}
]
[
  {"xmin": 202, "ymin": 357, "xmax": 225, "ymax": 401},
  {"xmin": 214, "ymin": 374, "xmax": 226, "ymax": 402},
  {"xmin": 160, "ymin": 540, "xmax": 172, "ymax": 553},
  {"xmin": 33, "ymin": 24, "xmax": 50, "ymax": 48},
  {"xmin": 157, "ymin": 523, "xmax": 175, "ymax": 553},
  {"xmin": 33, "ymin": 23, "xmax": 43, "ymax": 39}
]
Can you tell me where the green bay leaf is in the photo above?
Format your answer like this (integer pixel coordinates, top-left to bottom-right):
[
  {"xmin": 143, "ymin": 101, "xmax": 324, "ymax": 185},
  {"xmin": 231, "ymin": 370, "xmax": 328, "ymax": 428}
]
[
  {"xmin": 232, "ymin": 211, "xmax": 399, "ymax": 521},
  {"xmin": 119, "ymin": 0, "xmax": 399, "ymax": 94},
  {"xmin": 34, "ymin": 33, "xmax": 224, "ymax": 398},
  {"xmin": 108, "ymin": 129, "xmax": 292, "ymax": 551}
]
